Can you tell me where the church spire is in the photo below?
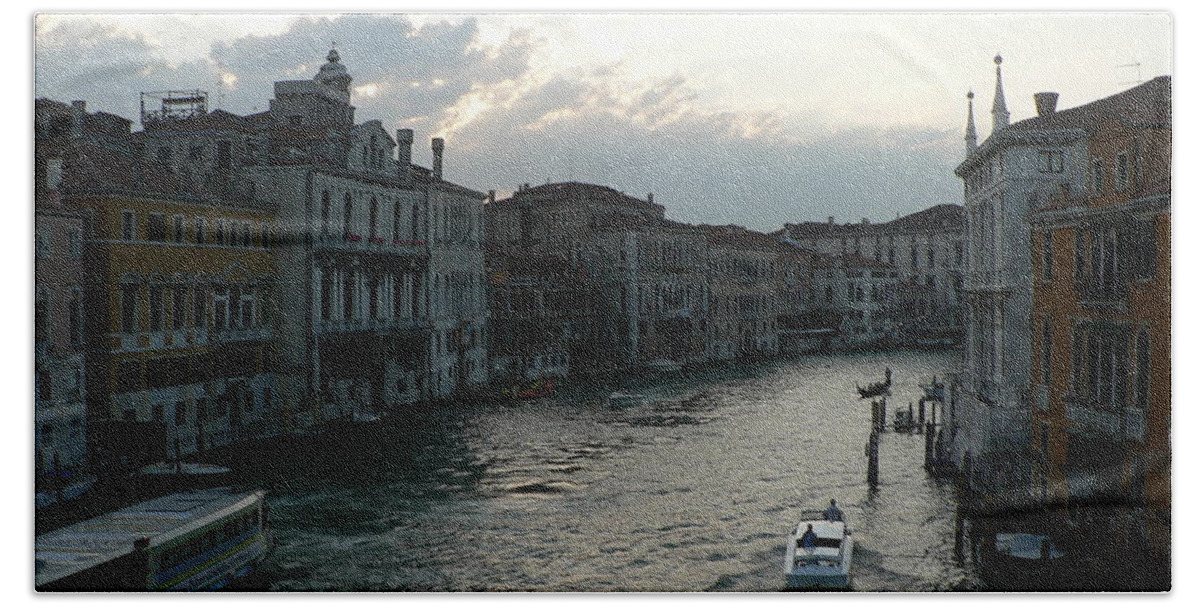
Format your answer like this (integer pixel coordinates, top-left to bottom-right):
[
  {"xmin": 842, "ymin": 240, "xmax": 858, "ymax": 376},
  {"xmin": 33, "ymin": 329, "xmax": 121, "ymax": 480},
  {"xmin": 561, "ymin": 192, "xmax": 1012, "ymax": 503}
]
[
  {"xmin": 965, "ymin": 90, "xmax": 978, "ymax": 156},
  {"xmin": 991, "ymin": 54, "xmax": 1010, "ymax": 133}
]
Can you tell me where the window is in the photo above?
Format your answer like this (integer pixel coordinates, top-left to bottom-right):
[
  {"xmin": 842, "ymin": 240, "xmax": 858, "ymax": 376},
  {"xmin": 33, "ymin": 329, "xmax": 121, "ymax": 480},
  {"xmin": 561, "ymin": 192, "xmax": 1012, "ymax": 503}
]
[
  {"xmin": 954, "ymin": 242, "xmax": 964, "ymax": 266},
  {"xmin": 1134, "ymin": 218, "xmax": 1157, "ymax": 280},
  {"xmin": 260, "ymin": 222, "xmax": 270, "ymax": 248},
  {"xmin": 1115, "ymin": 152, "xmax": 1129, "ymax": 190},
  {"xmin": 46, "ymin": 158, "xmax": 63, "ymax": 190},
  {"xmin": 343, "ymin": 194, "xmax": 353, "ymax": 238},
  {"xmin": 175, "ymin": 401, "xmax": 188, "ymax": 426},
  {"xmin": 393, "ymin": 201, "xmax": 402, "ymax": 242},
  {"xmin": 1041, "ymin": 316, "xmax": 1053, "ymax": 384},
  {"xmin": 69, "ymin": 288, "xmax": 84, "ymax": 347},
  {"xmin": 149, "ymin": 285, "xmax": 165, "ymax": 331},
  {"xmin": 37, "ymin": 369, "xmax": 52, "ymax": 402},
  {"xmin": 172, "ymin": 285, "xmax": 186, "ymax": 330},
  {"xmin": 121, "ymin": 211, "xmax": 137, "ymax": 241},
  {"xmin": 1134, "ymin": 329, "xmax": 1150, "ymax": 409},
  {"xmin": 214, "ymin": 219, "xmax": 225, "ymax": 245},
  {"xmin": 1039, "ymin": 150, "xmax": 1065, "ymax": 173},
  {"xmin": 343, "ymin": 270, "xmax": 355, "ymax": 319},
  {"xmin": 35, "ymin": 232, "xmax": 49, "ymax": 259},
  {"xmin": 1072, "ymin": 323, "xmax": 1130, "ymax": 408},
  {"xmin": 195, "ymin": 217, "xmax": 207, "ymax": 244},
  {"xmin": 216, "ymin": 141, "xmax": 231, "ymax": 171},
  {"xmin": 147, "ymin": 213, "xmax": 167, "ymax": 242},
  {"xmin": 321, "ymin": 191, "xmax": 331, "ymax": 237},
  {"xmin": 192, "ymin": 286, "xmax": 207, "ymax": 328},
  {"xmin": 68, "ymin": 227, "xmax": 83, "ymax": 257},
  {"xmin": 1041, "ymin": 230, "xmax": 1054, "ymax": 281},
  {"xmin": 173, "ymin": 215, "xmax": 185, "ymax": 243},
  {"xmin": 121, "ymin": 283, "xmax": 140, "ymax": 333},
  {"xmin": 320, "ymin": 270, "xmax": 333, "ymax": 321},
  {"xmin": 1074, "ymin": 228, "xmax": 1087, "ymax": 283},
  {"xmin": 35, "ymin": 289, "xmax": 50, "ymax": 342},
  {"xmin": 189, "ymin": 145, "xmax": 204, "ymax": 161},
  {"xmin": 213, "ymin": 289, "xmax": 229, "ymax": 330},
  {"xmin": 1091, "ymin": 158, "xmax": 1105, "ymax": 194},
  {"xmin": 369, "ymin": 197, "xmax": 379, "ymax": 239},
  {"xmin": 927, "ymin": 247, "xmax": 935, "ymax": 268}
]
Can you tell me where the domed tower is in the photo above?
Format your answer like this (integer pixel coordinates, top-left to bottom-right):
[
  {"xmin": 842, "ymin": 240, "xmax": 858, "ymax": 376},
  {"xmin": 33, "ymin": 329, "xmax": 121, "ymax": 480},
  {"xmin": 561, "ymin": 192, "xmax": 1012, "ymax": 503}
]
[
  {"xmin": 268, "ymin": 47, "xmax": 356, "ymax": 127},
  {"xmin": 315, "ymin": 48, "xmax": 352, "ymax": 105}
]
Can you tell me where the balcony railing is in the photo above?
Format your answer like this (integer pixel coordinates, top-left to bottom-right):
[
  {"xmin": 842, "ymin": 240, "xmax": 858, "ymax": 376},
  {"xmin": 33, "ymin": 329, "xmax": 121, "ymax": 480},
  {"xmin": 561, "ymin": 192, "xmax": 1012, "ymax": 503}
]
[
  {"xmin": 211, "ymin": 325, "xmax": 271, "ymax": 343},
  {"xmin": 1065, "ymin": 395, "xmax": 1145, "ymax": 441},
  {"xmin": 318, "ymin": 316, "xmax": 430, "ymax": 335},
  {"xmin": 1075, "ymin": 275, "xmax": 1130, "ymax": 307},
  {"xmin": 965, "ymin": 269, "xmax": 1013, "ymax": 292},
  {"xmin": 314, "ymin": 234, "xmax": 430, "ymax": 256}
]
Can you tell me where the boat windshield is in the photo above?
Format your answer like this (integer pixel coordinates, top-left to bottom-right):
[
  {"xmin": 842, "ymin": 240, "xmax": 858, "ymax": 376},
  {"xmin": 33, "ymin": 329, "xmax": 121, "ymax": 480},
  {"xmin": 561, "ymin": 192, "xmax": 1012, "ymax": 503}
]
[{"xmin": 797, "ymin": 537, "xmax": 842, "ymax": 549}]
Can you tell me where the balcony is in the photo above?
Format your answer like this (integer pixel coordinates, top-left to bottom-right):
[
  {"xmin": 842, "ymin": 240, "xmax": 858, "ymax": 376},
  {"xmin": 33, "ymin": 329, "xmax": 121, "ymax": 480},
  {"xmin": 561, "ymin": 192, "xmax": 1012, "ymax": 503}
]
[
  {"xmin": 965, "ymin": 269, "xmax": 1013, "ymax": 292},
  {"xmin": 318, "ymin": 316, "xmax": 430, "ymax": 336},
  {"xmin": 210, "ymin": 325, "xmax": 271, "ymax": 343},
  {"xmin": 1065, "ymin": 395, "xmax": 1145, "ymax": 441},
  {"xmin": 313, "ymin": 234, "xmax": 430, "ymax": 257},
  {"xmin": 1075, "ymin": 275, "xmax": 1130, "ymax": 309}
]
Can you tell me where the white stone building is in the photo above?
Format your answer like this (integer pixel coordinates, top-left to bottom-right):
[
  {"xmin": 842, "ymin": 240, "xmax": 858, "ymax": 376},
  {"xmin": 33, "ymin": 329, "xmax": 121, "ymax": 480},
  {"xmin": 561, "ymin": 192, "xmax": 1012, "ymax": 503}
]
[{"xmin": 953, "ymin": 56, "xmax": 1093, "ymax": 503}]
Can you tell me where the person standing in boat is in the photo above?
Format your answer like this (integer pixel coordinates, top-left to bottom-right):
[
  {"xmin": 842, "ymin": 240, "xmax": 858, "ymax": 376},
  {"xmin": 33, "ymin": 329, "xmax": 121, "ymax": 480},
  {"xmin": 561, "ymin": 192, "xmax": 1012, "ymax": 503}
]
[
  {"xmin": 824, "ymin": 499, "xmax": 843, "ymax": 522},
  {"xmin": 799, "ymin": 524, "xmax": 818, "ymax": 549}
]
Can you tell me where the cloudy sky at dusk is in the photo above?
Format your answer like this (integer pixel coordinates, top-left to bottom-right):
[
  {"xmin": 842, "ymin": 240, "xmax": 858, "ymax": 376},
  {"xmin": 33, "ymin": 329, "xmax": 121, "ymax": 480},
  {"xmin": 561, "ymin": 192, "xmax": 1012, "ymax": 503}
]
[{"xmin": 33, "ymin": 8, "xmax": 1172, "ymax": 231}]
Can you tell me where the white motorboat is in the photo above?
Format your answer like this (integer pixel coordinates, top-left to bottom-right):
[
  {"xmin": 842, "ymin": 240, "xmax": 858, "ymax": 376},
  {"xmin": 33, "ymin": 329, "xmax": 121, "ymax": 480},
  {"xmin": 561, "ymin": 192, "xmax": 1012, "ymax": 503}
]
[
  {"xmin": 642, "ymin": 358, "xmax": 683, "ymax": 374},
  {"xmin": 784, "ymin": 509, "xmax": 853, "ymax": 589}
]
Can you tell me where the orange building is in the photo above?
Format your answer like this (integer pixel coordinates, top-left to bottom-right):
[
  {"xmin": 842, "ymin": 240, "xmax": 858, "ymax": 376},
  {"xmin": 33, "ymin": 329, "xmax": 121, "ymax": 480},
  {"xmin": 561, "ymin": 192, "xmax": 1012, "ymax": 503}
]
[{"xmin": 1028, "ymin": 77, "xmax": 1170, "ymax": 552}]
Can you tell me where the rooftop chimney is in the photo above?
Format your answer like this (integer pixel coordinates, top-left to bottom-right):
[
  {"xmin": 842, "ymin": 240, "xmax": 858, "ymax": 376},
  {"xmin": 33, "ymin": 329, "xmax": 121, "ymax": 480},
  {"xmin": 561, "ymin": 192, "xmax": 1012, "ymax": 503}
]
[
  {"xmin": 828, "ymin": 216, "xmax": 835, "ymax": 226},
  {"xmin": 647, "ymin": 193, "xmax": 654, "ymax": 204},
  {"xmin": 396, "ymin": 129, "xmax": 414, "ymax": 181},
  {"xmin": 487, "ymin": 189, "xmax": 496, "ymax": 203},
  {"xmin": 70, "ymin": 100, "xmax": 86, "ymax": 139},
  {"xmin": 861, "ymin": 218, "xmax": 870, "ymax": 225},
  {"xmin": 431, "ymin": 137, "xmax": 444, "ymax": 181},
  {"xmin": 1034, "ymin": 92, "xmax": 1059, "ymax": 117}
]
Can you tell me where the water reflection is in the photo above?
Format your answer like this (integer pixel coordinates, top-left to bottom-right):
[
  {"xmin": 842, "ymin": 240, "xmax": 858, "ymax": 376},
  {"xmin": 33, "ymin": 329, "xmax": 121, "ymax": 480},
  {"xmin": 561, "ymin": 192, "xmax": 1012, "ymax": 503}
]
[{"xmin": 250, "ymin": 350, "xmax": 981, "ymax": 591}]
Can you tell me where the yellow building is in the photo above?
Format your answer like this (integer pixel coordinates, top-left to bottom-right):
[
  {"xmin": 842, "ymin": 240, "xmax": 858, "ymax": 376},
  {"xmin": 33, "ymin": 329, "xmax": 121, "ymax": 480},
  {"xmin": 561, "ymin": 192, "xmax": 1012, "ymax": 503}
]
[{"xmin": 60, "ymin": 140, "xmax": 276, "ymax": 466}]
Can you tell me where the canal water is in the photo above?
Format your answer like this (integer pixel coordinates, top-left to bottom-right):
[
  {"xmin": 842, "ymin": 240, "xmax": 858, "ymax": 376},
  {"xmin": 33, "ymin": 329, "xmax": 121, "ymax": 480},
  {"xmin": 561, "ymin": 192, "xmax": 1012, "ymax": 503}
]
[{"xmin": 244, "ymin": 349, "xmax": 981, "ymax": 591}]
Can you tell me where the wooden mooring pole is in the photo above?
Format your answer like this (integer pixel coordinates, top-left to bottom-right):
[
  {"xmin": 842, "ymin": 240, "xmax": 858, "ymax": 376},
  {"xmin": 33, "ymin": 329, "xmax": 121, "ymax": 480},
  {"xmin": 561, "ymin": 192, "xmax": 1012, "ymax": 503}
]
[
  {"xmin": 866, "ymin": 430, "xmax": 880, "ymax": 487},
  {"xmin": 923, "ymin": 421, "xmax": 936, "ymax": 471}
]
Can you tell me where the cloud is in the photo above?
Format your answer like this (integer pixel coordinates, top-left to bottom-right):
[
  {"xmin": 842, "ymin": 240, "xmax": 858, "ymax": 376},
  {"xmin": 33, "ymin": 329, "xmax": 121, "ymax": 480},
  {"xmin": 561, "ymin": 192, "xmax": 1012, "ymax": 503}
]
[{"xmin": 34, "ymin": 14, "xmax": 964, "ymax": 233}]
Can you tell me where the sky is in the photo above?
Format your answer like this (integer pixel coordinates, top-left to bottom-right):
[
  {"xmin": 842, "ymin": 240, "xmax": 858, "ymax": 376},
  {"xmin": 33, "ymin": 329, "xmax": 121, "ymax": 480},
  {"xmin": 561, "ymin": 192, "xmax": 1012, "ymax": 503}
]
[{"xmin": 32, "ymin": 9, "xmax": 1172, "ymax": 232}]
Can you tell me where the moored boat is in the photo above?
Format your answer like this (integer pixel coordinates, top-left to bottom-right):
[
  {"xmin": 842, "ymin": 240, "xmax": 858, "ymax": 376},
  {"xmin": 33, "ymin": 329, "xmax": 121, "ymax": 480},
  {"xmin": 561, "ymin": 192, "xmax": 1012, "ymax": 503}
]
[
  {"xmin": 36, "ymin": 487, "xmax": 270, "ymax": 591},
  {"xmin": 784, "ymin": 508, "xmax": 853, "ymax": 590},
  {"xmin": 608, "ymin": 391, "xmax": 646, "ymax": 408},
  {"xmin": 642, "ymin": 358, "xmax": 683, "ymax": 374}
]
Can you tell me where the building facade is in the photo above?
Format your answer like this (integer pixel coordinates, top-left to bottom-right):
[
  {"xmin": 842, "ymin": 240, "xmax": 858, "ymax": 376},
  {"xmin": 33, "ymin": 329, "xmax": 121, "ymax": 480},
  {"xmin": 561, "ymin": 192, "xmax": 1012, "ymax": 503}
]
[
  {"xmin": 1027, "ymin": 76, "xmax": 1170, "ymax": 522},
  {"xmin": 777, "ymin": 204, "xmax": 965, "ymax": 340},
  {"xmin": 952, "ymin": 57, "xmax": 1100, "ymax": 506}
]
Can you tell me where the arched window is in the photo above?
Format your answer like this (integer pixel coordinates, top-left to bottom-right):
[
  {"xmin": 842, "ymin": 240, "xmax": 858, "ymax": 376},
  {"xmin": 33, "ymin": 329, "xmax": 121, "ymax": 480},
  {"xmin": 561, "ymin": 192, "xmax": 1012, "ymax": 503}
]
[
  {"xmin": 321, "ymin": 190, "xmax": 331, "ymax": 237},
  {"xmin": 369, "ymin": 197, "xmax": 379, "ymax": 240},
  {"xmin": 343, "ymin": 193, "xmax": 353, "ymax": 238}
]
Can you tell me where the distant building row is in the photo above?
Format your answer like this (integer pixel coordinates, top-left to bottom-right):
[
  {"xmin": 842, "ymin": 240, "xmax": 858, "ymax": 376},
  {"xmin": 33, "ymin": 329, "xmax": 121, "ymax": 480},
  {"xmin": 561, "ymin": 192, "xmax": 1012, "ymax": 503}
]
[{"xmin": 484, "ymin": 181, "xmax": 965, "ymax": 385}]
